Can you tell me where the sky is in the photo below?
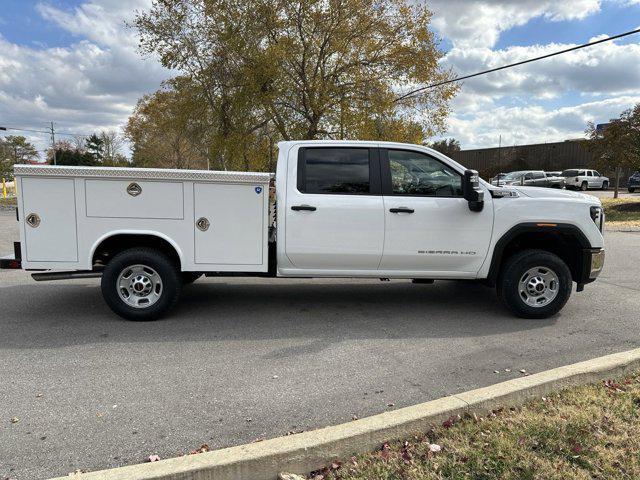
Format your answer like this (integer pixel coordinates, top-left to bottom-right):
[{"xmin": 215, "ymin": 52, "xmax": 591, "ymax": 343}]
[{"xmin": 0, "ymin": 0, "xmax": 639, "ymax": 158}]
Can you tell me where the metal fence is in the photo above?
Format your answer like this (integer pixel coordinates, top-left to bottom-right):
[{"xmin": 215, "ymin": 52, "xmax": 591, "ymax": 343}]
[{"xmin": 449, "ymin": 140, "xmax": 635, "ymax": 186}]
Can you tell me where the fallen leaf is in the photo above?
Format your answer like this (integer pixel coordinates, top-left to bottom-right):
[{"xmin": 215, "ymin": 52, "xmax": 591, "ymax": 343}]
[
  {"xmin": 519, "ymin": 369, "xmax": 527, "ymax": 374},
  {"xmin": 504, "ymin": 368, "xmax": 511, "ymax": 372},
  {"xmin": 10, "ymin": 417, "xmax": 19, "ymax": 424},
  {"xmin": 387, "ymin": 402, "xmax": 395, "ymax": 408},
  {"xmin": 428, "ymin": 443, "xmax": 442, "ymax": 453},
  {"xmin": 36, "ymin": 393, "xmax": 43, "ymax": 398},
  {"xmin": 381, "ymin": 442, "xmax": 391, "ymax": 460},
  {"xmin": 147, "ymin": 454, "xmax": 161, "ymax": 462}
]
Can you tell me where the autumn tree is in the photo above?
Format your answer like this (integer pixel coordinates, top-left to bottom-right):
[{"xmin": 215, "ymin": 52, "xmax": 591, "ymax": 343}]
[
  {"xmin": 132, "ymin": 0, "xmax": 457, "ymax": 170},
  {"xmin": 125, "ymin": 84, "xmax": 210, "ymax": 170},
  {"xmin": 584, "ymin": 104, "xmax": 640, "ymax": 198}
]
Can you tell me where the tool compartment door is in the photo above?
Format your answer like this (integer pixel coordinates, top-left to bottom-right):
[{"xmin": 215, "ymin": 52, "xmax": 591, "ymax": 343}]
[
  {"xmin": 21, "ymin": 177, "xmax": 78, "ymax": 262},
  {"xmin": 193, "ymin": 183, "xmax": 265, "ymax": 265}
]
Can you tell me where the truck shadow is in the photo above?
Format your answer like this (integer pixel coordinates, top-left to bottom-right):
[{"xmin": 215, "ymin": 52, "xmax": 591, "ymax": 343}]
[{"xmin": 0, "ymin": 278, "xmax": 557, "ymax": 350}]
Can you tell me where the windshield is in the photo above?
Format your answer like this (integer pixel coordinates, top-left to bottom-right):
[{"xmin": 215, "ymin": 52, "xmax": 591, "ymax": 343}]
[
  {"xmin": 503, "ymin": 171, "xmax": 525, "ymax": 180},
  {"xmin": 561, "ymin": 169, "xmax": 579, "ymax": 177}
]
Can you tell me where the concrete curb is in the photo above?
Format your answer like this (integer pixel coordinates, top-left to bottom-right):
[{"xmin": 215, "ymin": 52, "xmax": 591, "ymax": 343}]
[{"xmin": 52, "ymin": 347, "xmax": 640, "ymax": 480}]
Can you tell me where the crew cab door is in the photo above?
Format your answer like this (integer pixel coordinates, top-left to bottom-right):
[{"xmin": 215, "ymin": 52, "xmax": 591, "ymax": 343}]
[
  {"xmin": 284, "ymin": 146, "xmax": 384, "ymax": 270},
  {"xmin": 379, "ymin": 148, "xmax": 493, "ymax": 275}
]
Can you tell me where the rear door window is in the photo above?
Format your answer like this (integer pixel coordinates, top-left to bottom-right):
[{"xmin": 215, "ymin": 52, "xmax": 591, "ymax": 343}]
[{"xmin": 297, "ymin": 148, "xmax": 374, "ymax": 195}]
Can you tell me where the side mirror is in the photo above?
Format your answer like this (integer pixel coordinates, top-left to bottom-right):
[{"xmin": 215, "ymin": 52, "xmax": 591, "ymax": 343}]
[{"xmin": 463, "ymin": 169, "xmax": 484, "ymax": 212}]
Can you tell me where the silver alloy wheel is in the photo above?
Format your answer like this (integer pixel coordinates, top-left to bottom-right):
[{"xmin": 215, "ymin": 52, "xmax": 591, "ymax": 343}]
[
  {"xmin": 518, "ymin": 266, "xmax": 559, "ymax": 308},
  {"xmin": 117, "ymin": 264, "xmax": 163, "ymax": 309}
]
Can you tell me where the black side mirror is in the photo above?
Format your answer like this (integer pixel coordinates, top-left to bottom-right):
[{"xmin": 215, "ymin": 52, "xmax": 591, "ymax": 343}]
[{"xmin": 463, "ymin": 169, "xmax": 484, "ymax": 212}]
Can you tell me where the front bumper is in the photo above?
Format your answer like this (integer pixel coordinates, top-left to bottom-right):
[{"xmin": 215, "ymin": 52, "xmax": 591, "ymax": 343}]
[{"xmin": 578, "ymin": 248, "xmax": 604, "ymax": 286}]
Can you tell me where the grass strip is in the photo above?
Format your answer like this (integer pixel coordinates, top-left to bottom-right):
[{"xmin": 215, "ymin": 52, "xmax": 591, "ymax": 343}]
[{"xmin": 316, "ymin": 372, "xmax": 640, "ymax": 479}]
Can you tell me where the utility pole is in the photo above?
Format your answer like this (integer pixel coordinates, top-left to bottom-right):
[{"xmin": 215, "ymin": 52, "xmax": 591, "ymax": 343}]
[{"xmin": 50, "ymin": 122, "xmax": 57, "ymax": 165}]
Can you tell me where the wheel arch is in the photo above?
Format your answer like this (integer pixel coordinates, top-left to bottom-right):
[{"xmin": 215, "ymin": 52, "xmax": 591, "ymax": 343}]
[
  {"xmin": 90, "ymin": 231, "xmax": 184, "ymax": 270},
  {"xmin": 486, "ymin": 223, "xmax": 591, "ymax": 286}
]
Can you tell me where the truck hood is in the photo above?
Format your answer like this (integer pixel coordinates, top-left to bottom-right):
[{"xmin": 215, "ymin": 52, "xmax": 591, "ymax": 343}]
[{"xmin": 512, "ymin": 186, "xmax": 600, "ymax": 203}]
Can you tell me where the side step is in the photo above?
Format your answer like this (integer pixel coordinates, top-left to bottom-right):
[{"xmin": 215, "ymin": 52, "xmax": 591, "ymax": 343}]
[{"xmin": 32, "ymin": 271, "xmax": 102, "ymax": 282}]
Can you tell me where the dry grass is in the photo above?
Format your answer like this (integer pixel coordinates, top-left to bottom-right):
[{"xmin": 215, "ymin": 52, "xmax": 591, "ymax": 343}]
[
  {"xmin": 601, "ymin": 197, "xmax": 640, "ymax": 224},
  {"xmin": 317, "ymin": 372, "xmax": 640, "ymax": 480}
]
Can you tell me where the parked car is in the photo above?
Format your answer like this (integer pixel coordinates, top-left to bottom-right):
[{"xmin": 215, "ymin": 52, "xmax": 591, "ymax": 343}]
[
  {"xmin": 628, "ymin": 171, "xmax": 640, "ymax": 193},
  {"xmin": 1, "ymin": 140, "xmax": 605, "ymax": 320},
  {"xmin": 490, "ymin": 173, "xmax": 507, "ymax": 185},
  {"xmin": 492, "ymin": 170, "xmax": 565, "ymax": 188},
  {"xmin": 561, "ymin": 169, "xmax": 609, "ymax": 191},
  {"xmin": 546, "ymin": 171, "xmax": 562, "ymax": 177}
]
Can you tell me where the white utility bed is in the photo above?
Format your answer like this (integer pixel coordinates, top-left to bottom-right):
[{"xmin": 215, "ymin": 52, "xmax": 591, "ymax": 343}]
[{"xmin": 14, "ymin": 165, "xmax": 272, "ymax": 272}]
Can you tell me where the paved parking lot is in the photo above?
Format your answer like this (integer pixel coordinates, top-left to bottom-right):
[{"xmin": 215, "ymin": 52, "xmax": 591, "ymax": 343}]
[{"xmin": 1, "ymin": 209, "xmax": 640, "ymax": 479}]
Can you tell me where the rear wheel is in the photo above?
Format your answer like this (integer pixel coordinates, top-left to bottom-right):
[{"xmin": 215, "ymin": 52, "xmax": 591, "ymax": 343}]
[
  {"xmin": 580, "ymin": 182, "xmax": 588, "ymax": 191},
  {"xmin": 602, "ymin": 181, "xmax": 609, "ymax": 190},
  {"xmin": 629, "ymin": 188, "xmax": 636, "ymax": 193},
  {"xmin": 101, "ymin": 248, "xmax": 182, "ymax": 321},
  {"xmin": 497, "ymin": 249, "xmax": 572, "ymax": 319}
]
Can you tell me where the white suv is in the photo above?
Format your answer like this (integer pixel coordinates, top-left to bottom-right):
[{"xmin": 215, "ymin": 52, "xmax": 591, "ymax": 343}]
[{"xmin": 561, "ymin": 169, "xmax": 609, "ymax": 191}]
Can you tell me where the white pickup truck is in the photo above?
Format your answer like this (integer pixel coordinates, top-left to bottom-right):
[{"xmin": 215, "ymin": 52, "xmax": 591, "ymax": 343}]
[{"xmin": 1, "ymin": 140, "xmax": 605, "ymax": 320}]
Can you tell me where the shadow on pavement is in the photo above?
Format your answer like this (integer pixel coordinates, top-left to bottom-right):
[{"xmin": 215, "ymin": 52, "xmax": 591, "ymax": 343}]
[{"xmin": 0, "ymin": 279, "xmax": 556, "ymax": 350}]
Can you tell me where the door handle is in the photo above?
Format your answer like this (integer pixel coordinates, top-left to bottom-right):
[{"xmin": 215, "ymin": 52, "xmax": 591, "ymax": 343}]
[
  {"xmin": 291, "ymin": 205, "xmax": 317, "ymax": 211},
  {"xmin": 389, "ymin": 207, "xmax": 414, "ymax": 214}
]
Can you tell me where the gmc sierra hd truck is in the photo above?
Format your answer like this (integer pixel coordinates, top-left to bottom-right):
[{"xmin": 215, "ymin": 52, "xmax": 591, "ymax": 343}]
[{"xmin": 1, "ymin": 140, "xmax": 605, "ymax": 321}]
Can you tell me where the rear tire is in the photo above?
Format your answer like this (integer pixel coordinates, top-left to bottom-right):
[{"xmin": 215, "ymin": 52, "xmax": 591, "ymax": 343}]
[
  {"xmin": 497, "ymin": 249, "xmax": 572, "ymax": 319},
  {"xmin": 629, "ymin": 188, "xmax": 636, "ymax": 193},
  {"xmin": 580, "ymin": 182, "xmax": 588, "ymax": 191},
  {"xmin": 602, "ymin": 181, "xmax": 609, "ymax": 190},
  {"xmin": 101, "ymin": 248, "xmax": 182, "ymax": 321}
]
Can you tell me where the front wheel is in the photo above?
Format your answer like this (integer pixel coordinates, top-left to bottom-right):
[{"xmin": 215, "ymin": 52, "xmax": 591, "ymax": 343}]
[
  {"xmin": 497, "ymin": 249, "xmax": 572, "ymax": 319},
  {"xmin": 101, "ymin": 248, "xmax": 182, "ymax": 321}
]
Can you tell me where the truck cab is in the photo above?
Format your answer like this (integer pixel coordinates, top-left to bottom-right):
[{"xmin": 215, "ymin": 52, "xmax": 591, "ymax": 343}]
[{"xmin": 1, "ymin": 140, "xmax": 605, "ymax": 321}]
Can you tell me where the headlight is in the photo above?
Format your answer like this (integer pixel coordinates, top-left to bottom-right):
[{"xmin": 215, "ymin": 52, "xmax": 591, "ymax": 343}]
[{"xmin": 590, "ymin": 206, "xmax": 604, "ymax": 233}]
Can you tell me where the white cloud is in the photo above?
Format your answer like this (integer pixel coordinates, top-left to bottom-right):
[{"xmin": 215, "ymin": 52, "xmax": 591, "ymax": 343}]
[
  {"xmin": 425, "ymin": 0, "xmax": 640, "ymax": 148},
  {"xmin": 441, "ymin": 96, "xmax": 640, "ymax": 148},
  {"xmin": 0, "ymin": 0, "xmax": 170, "ymax": 156},
  {"xmin": 429, "ymin": 0, "xmax": 601, "ymax": 48}
]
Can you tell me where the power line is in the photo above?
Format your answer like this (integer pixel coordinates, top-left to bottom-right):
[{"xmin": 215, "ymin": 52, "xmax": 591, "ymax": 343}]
[
  {"xmin": 395, "ymin": 27, "xmax": 640, "ymax": 103},
  {"xmin": 0, "ymin": 126, "xmax": 93, "ymax": 137}
]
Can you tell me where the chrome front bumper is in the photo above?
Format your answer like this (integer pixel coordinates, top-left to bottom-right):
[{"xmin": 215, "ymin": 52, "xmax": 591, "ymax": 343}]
[{"xmin": 589, "ymin": 249, "xmax": 605, "ymax": 279}]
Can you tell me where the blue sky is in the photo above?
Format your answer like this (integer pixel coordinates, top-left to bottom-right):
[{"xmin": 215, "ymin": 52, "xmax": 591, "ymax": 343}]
[{"xmin": 0, "ymin": 0, "xmax": 639, "ymax": 155}]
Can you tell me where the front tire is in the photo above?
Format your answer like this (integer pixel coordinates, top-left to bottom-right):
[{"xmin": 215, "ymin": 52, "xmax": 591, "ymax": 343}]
[
  {"xmin": 101, "ymin": 248, "xmax": 182, "ymax": 321},
  {"xmin": 497, "ymin": 249, "xmax": 572, "ymax": 319}
]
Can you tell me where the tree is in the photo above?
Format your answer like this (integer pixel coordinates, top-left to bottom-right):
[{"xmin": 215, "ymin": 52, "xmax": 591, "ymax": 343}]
[
  {"xmin": 99, "ymin": 130, "xmax": 128, "ymax": 166},
  {"xmin": 85, "ymin": 134, "xmax": 105, "ymax": 162},
  {"xmin": 125, "ymin": 86, "xmax": 209, "ymax": 170},
  {"xmin": 0, "ymin": 135, "xmax": 40, "ymax": 179},
  {"xmin": 132, "ymin": 0, "xmax": 457, "ymax": 170},
  {"xmin": 584, "ymin": 104, "xmax": 640, "ymax": 198},
  {"xmin": 429, "ymin": 138, "xmax": 461, "ymax": 157},
  {"xmin": 47, "ymin": 140, "xmax": 98, "ymax": 166}
]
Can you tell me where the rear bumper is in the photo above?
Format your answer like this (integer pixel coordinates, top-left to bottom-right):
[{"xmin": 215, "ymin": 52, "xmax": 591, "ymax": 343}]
[{"xmin": 0, "ymin": 242, "xmax": 22, "ymax": 269}]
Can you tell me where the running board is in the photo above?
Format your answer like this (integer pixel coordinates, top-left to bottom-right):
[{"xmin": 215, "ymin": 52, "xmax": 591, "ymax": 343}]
[{"xmin": 32, "ymin": 271, "xmax": 103, "ymax": 282}]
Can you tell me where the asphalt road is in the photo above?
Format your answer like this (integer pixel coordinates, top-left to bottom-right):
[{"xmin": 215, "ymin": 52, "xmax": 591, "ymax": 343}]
[{"xmin": 1, "ymin": 209, "xmax": 639, "ymax": 479}]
